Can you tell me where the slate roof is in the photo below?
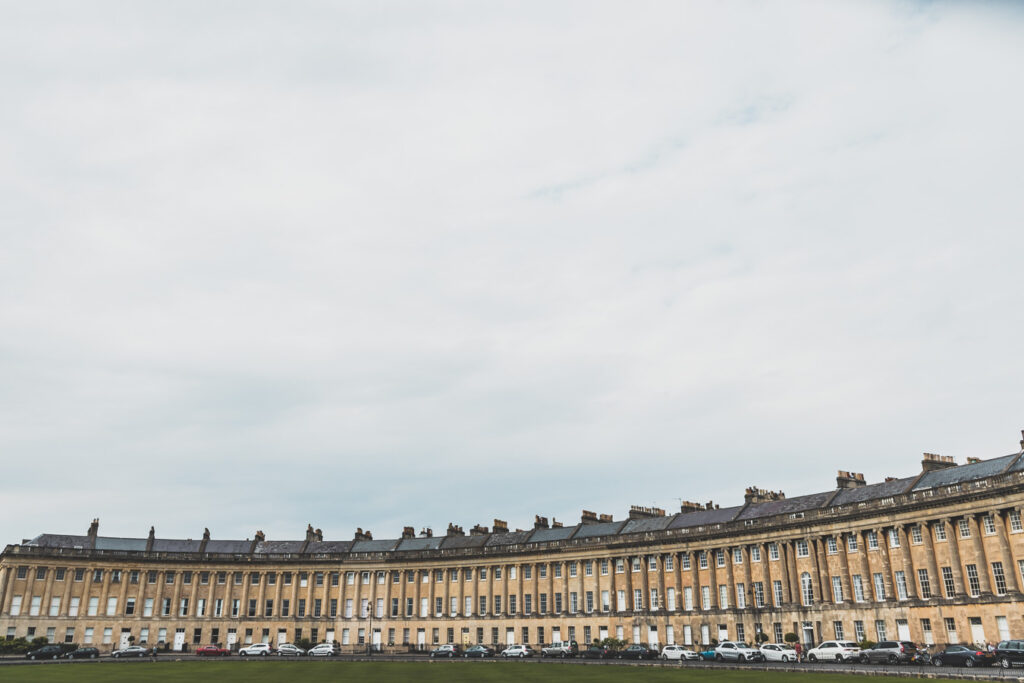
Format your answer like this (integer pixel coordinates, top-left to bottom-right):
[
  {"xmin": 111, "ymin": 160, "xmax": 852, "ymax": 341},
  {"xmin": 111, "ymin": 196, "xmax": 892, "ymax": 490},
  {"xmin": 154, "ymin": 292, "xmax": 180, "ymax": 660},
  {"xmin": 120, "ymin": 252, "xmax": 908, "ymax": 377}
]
[
  {"xmin": 485, "ymin": 530, "xmax": 532, "ymax": 547},
  {"xmin": 306, "ymin": 540, "xmax": 353, "ymax": 554},
  {"xmin": 440, "ymin": 535, "xmax": 489, "ymax": 549},
  {"xmin": 669, "ymin": 506, "xmax": 742, "ymax": 529},
  {"xmin": 27, "ymin": 534, "xmax": 92, "ymax": 549},
  {"xmin": 151, "ymin": 539, "xmax": 201, "ymax": 553},
  {"xmin": 832, "ymin": 477, "xmax": 916, "ymax": 505},
  {"xmin": 350, "ymin": 539, "xmax": 400, "ymax": 553},
  {"xmin": 736, "ymin": 491, "xmax": 836, "ymax": 521},
  {"xmin": 95, "ymin": 537, "xmax": 147, "ymax": 552},
  {"xmin": 572, "ymin": 520, "xmax": 627, "ymax": 538},
  {"xmin": 913, "ymin": 453, "xmax": 1021, "ymax": 491},
  {"xmin": 254, "ymin": 541, "xmax": 304, "ymax": 554},
  {"xmin": 528, "ymin": 526, "xmax": 578, "ymax": 543},
  {"xmin": 620, "ymin": 515, "xmax": 674, "ymax": 534},
  {"xmin": 396, "ymin": 537, "xmax": 444, "ymax": 552},
  {"xmin": 205, "ymin": 540, "xmax": 254, "ymax": 554}
]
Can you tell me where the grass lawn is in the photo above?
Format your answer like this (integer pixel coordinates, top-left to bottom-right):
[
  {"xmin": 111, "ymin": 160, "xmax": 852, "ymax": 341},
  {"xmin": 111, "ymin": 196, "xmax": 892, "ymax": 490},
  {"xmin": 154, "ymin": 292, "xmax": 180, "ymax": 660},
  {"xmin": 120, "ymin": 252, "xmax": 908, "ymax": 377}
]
[{"xmin": 0, "ymin": 661, "xmax": 893, "ymax": 682}]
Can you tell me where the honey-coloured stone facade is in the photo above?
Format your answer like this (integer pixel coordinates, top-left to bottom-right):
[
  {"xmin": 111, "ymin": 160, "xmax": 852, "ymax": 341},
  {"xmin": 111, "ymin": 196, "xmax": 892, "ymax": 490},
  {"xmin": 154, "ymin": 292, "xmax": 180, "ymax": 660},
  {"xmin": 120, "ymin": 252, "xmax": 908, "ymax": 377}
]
[{"xmin": 4, "ymin": 438, "xmax": 1024, "ymax": 653}]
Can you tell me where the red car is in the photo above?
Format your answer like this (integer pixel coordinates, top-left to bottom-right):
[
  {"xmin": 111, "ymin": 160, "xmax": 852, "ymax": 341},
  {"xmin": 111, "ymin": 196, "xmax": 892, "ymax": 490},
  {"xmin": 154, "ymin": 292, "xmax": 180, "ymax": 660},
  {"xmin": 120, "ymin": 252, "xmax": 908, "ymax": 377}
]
[{"xmin": 196, "ymin": 644, "xmax": 231, "ymax": 657}]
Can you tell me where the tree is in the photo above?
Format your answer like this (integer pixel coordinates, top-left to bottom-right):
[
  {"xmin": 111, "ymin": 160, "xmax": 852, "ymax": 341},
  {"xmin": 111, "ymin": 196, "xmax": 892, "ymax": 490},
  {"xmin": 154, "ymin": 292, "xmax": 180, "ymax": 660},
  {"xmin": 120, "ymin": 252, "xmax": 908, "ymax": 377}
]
[
  {"xmin": 784, "ymin": 632, "xmax": 799, "ymax": 644},
  {"xmin": 755, "ymin": 632, "xmax": 770, "ymax": 644}
]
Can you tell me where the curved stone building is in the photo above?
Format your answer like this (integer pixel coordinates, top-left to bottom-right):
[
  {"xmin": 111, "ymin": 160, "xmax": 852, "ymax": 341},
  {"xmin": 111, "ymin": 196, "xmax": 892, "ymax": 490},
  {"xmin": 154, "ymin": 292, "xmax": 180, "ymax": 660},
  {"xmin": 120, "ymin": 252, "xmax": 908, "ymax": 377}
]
[{"xmin": 3, "ymin": 434, "xmax": 1024, "ymax": 653}]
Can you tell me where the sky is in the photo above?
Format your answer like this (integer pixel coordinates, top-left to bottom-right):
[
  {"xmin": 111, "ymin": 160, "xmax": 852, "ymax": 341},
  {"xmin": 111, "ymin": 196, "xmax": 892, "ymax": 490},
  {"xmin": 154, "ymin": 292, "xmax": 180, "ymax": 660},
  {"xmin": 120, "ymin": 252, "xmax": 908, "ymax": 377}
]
[{"xmin": 1, "ymin": 1, "xmax": 1023, "ymax": 548}]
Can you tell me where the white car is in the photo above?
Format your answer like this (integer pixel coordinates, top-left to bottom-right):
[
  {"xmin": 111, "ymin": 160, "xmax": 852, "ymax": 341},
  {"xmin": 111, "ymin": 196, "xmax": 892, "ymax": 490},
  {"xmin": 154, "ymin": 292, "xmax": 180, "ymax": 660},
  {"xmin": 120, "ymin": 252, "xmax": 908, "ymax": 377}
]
[
  {"xmin": 760, "ymin": 643, "xmax": 799, "ymax": 662},
  {"xmin": 807, "ymin": 640, "xmax": 861, "ymax": 662},
  {"xmin": 661, "ymin": 644, "xmax": 699, "ymax": 661},
  {"xmin": 501, "ymin": 644, "xmax": 535, "ymax": 658},
  {"xmin": 714, "ymin": 641, "xmax": 764, "ymax": 662},
  {"xmin": 239, "ymin": 643, "xmax": 272, "ymax": 656},
  {"xmin": 307, "ymin": 642, "xmax": 340, "ymax": 657}
]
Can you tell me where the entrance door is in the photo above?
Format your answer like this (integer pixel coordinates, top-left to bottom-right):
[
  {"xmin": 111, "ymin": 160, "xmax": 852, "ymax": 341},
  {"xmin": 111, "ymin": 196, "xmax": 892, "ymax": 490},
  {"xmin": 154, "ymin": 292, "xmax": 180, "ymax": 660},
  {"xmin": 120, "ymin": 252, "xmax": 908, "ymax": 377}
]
[
  {"xmin": 700, "ymin": 624, "xmax": 710, "ymax": 646},
  {"xmin": 372, "ymin": 628, "xmax": 381, "ymax": 651},
  {"xmin": 633, "ymin": 626, "xmax": 642, "ymax": 645},
  {"xmin": 648, "ymin": 626, "xmax": 658, "ymax": 649},
  {"xmin": 119, "ymin": 631, "xmax": 131, "ymax": 649},
  {"xmin": 552, "ymin": 628, "xmax": 561, "ymax": 643},
  {"xmin": 227, "ymin": 631, "xmax": 237, "ymax": 647},
  {"xmin": 970, "ymin": 617, "xmax": 986, "ymax": 646},
  {"xmin": 667, "ymin": 625, "xmax": 675, "ymax": 645},
  {"xmin": 277, "ymin": 631, "xmax": 286, "ymax": 645},
  {"xmin": 417, "ymin": 629, "xmax": 426, "ymax": 650},
  {"xmin": 506, "ymin": 628, "xmax": 515, "ymax": 646},
  {"xmin": 599, "ymin": 627, "xmax": 608, "ymax": 642},
  {"xmin": 173, "ymin": 629, "xmax": 185, "ymax": 651},
  {"xmin": 802, "ymin": 622, "xmax": 814, "ymax": 647},
  {"xmin": 896, "ymin": 619, "xmax": 910, "ymax": 641}
]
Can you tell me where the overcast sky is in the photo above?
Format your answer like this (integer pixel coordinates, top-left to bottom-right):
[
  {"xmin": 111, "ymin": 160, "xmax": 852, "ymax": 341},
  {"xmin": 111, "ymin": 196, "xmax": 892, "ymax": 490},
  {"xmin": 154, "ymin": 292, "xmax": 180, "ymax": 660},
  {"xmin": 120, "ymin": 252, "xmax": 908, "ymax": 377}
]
[{"xmin": 2, "ymin": 1, "xmax": 1023, "ymax": 547}]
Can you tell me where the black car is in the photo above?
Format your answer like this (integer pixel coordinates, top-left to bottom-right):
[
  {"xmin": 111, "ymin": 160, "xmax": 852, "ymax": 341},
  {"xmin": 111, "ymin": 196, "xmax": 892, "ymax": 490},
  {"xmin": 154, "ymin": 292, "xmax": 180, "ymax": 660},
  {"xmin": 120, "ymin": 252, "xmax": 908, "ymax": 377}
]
[
  {"xmin": 429, "ymin": 645, "xmax": 460, "ymax": 658},
  {"xmin": 995, "ymin": 640, "xmax": 1024, "ymax": 669},
  {"xmin": 66, "ymin": 647, "xmax": 100, "ymax": 659},
  {"xmin": 463, "ymin": 645, "xmax": 495, "ymax": 658},
  {"xmin": 860, "ymin": 640, "xmax": 918, "ymax": 664},
  {"xmin": 26, "ymin": 644, "xmax": 65, "ymax": 660},
  {"xmin": 931, "ymin": 645, "xmax": 996, "ymax": 668},
  {"xmin": 618, "ymin": 644, "xmax": 658, "ymax": 660},
  {"xmin": 582, "ymin": 645, "xmax": 613, "ymax": 659}
]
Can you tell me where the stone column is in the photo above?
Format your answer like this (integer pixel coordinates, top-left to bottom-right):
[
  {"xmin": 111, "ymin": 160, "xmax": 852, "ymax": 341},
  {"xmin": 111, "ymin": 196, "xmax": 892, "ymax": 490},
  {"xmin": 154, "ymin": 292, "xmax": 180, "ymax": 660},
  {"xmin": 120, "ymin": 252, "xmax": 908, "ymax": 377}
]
[
  {"xmin": 996, "ymin": 510, "xmax": 1020, "ymax": 593},
  {"xmin": 967, "ymin": 514, "xmax": 993, "ymax": 595},
  {"xmin": 943, "ymin": 518, "xmax": 966, "ymax": 596},
  {"xmin": 723, "ymin": 547, "xmax": 735, "ymax": 609},
  {"xmin": 920, "ymin": 522, "xmax": 940, "ymax": 599},
  {"xmin": 837, "ymin": 534, "xmax": 852, "ymax": 602},
  {"xmin": 875, "ymin": 528, "xmax": 895, "ymax": 600},
  {"xmin": 856, "ymin": 530, "xmax": 872, "ymax": 602},
  {"xmin": 741, "ymin": 546, "xmax": 753, "ymax": 609},
  {"xmin": 811, "ymin": 538, "xmax": 827, "ymax": 603},
  {"xmin": 706, "ymin": 549, "xmax": 718, "ymax": 611},
  {"xmin": 897, "ymin": 525, "xmax": 917, "ymax": 599},
  {"xmin": 783, "ymin": 542, "xmax": 799, "ymax": 605}
]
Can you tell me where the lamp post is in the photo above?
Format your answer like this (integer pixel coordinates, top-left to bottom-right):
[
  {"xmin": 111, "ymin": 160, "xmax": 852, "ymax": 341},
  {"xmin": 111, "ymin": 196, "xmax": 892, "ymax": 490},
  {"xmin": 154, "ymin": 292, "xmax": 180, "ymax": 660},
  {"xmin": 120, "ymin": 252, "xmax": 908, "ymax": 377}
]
[{"xmin": 366, "ymin": 601, "xmax": 373, "ymax": 656}]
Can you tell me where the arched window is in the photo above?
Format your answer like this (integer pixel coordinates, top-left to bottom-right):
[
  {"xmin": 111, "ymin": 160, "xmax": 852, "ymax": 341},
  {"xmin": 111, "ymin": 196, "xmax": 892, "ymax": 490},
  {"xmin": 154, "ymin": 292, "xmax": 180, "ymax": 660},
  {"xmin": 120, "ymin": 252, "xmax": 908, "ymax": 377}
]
[{"xmin": 801, "ymin": 572, "xmax": 814, "ymax": 605}]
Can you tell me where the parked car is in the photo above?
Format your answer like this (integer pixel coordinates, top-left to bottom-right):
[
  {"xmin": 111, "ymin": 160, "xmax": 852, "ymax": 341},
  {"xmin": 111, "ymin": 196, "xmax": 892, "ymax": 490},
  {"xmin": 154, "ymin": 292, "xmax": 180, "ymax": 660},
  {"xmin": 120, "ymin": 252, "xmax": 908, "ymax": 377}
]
[
  {"xmin": 196, "ymin": 644, "xmax": 231, "ymax": 656},
  {"xmin": 581, "ymin": 645, "xmax": 613, "ymax": 659},
  {"xmin": 307, "ymin": 642, "xmax": 340, "ymax": 657},
  {"xmin": 715, "ymin": 641, "xmax": 764, "ymax": 662},
  {"xmin": 931, "ymin": 645, "xmax": 996, "ymax": 667},
  {"xmin": 500, "ymin": 644, "xmax": 534, "ymax": 658},
  {"xmin": 661, "ymin": 644, "xmax": 699, "ymax": 661},
  {"xmin": 807, "ymin": 640, "xmax": 861, "ymax": 662},
  {"xmin": 996, "ymin": 640, "xmax": 1024, "ymax": 668},
  {"xmin": 65, "ymin": 647, "xmax": 100, "ymax": 659},
  {"xmin": 699, "ymin": 648, "xmax": 717, "ymax": 661},
  {"xmin": 463, "ymin": 645, "xmax": 495, "ymax": 658},
  {"xmin": 618, "ymin": 644, "xmax": 658, "ymax": 660},
  {"xmin": 276, "ymin": 643, "xmax": 305, "ymax": 656},
  {"xmin": 26, "ymin": 644, "xmax": 65, "ymax": 660},
  {"xmin": 239, "ymin": 643, "xmax": 272, "ymax": 656},
  {"xmin": 541, "ymin": 641, "xmax": 578, "ymax": 658},
  {"xmin": 112, "ymin": 645, "xmax": 150, "ymax": 658},
  {"xmin": 760, "ymin": 643, "xmax": 799, "ymax": 662},
  {"xmin": 430, "ymin": 644, "xmax": 460, "ymax": 658},
  {"xmin": 860, "ymin": 640, "xmax": 918, "ymax": 664}
]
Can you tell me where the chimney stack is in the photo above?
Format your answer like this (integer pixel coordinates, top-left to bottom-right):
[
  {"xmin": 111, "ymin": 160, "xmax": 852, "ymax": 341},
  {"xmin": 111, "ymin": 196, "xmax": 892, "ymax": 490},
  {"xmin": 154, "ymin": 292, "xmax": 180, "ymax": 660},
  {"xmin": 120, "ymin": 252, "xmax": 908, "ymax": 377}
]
[
  {"xmin": 679, "ymin": 501, "xmax": 703, "ymax": 513},
  {"xmin": 581, "ymin": 510, "xmax": 598, "ymax": 524},
  {"xmin": 836, "ymin": 471, "xmax": 866, "ymax": 489},
  {"xmin": 921, "ymin": 453, "xmax": 956, "ymax": 472},
  {"xmin": 598, "ymin": 513, "xmax": 614, "ymax": 523},
  {"xmin": 146, "ymin": 526, "xmax": 155, "ymax": 553},
  {"xmin": 470, "ymin": 524, "xmax": 489, "ymax": 536},
  {"xmin": 534, "ymin": 515, "xmax": 549, "ymax": 529},
  {"xmin": 629, "ymin": 505, "xmax": 666, "ymax": 519},
  {"xmin": 419, "ymin": 527, "xmax": 432, "ymax": 538},
  {"xmin": 492, "ymin": 519, "xmax": 508, "ymax": 533},
  {"xmin": 446, "ymin": 523, "xmax": 464, "ymax": 537},
  {"xmin": 354, "ymin": 528, "xmax": 373, "ymax": 541},
  {"xmin": 401, "ymin": 526, "xmax": 415, "ymax": 539},
  {"xmin": 744, "ymin": 487, "xmax": 785, "ymax": 504},
  {"xmin": 966, "ymin": 457, "xmax": 981, "ymax": 465}
]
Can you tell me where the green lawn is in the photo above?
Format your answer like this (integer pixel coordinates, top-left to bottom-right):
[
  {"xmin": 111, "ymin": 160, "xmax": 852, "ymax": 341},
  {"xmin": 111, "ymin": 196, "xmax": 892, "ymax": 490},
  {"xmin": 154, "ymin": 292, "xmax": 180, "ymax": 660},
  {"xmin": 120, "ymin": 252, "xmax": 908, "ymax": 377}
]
[{"xmin": 0, "ymin": 661, "xmax": 894, "ymax": 682}]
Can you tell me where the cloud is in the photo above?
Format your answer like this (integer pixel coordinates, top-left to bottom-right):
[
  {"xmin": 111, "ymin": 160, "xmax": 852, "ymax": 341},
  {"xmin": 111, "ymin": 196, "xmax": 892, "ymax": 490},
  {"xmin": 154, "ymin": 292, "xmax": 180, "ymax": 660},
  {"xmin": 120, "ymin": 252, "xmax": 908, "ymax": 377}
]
[{"xmin": 1, "ymin": 0, "xmax": 1023, "ymax": 546}]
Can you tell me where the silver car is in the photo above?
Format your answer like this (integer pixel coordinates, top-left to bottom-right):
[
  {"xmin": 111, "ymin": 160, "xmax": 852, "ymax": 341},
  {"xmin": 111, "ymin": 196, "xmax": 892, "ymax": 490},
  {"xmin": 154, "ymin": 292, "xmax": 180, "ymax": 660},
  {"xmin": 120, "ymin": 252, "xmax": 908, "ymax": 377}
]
[{"xmin": 715, "ymin": 641, "xmax": 763, "ymax": 662}]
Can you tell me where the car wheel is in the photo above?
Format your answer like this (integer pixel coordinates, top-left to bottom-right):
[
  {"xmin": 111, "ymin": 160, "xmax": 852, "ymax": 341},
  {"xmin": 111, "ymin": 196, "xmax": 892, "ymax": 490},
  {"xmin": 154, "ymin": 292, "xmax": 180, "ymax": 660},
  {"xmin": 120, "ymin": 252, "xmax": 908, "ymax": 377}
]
[
  {"xmin": 561, "ymin": 652, "xmax": 567, "ymax": 658},
  {"xmin": 449, "ymin": 653, "xmax": 454, "ymax": 658},
  {"xmin": 965, "ymin": 658, "xmax": 975, "ymax": 668},
  {"xmin": 835, "ymin": 655, "xmax": 843, "ymax": 663},
  {"xmin": 715, "ymin": 654, "xmax": 723, "ymax": 662},
  {"xmin": 1002, "ymin": 657, "xmax": 1011, "ymax": 669},
  {"xmin": 859, "ymin": 654, "xmax": 867, "ymax": 664},
  {"xmin": 809, "ymin": 654, "xmax": 817, "ymax": 662},
  {"xmin": 91, "ymin": 653, "xmax": 97, "ymax": 659},
  {"xmin": 781, "ymin": 655, "xmax": 789, "ymax": 662},
  {"xmin": 261, "ymin": 652, "xmax": 267, "ymax": 657},
  {"xmin": 933, "ymin": 658, "xmax": 942, "ymax": 667}
]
